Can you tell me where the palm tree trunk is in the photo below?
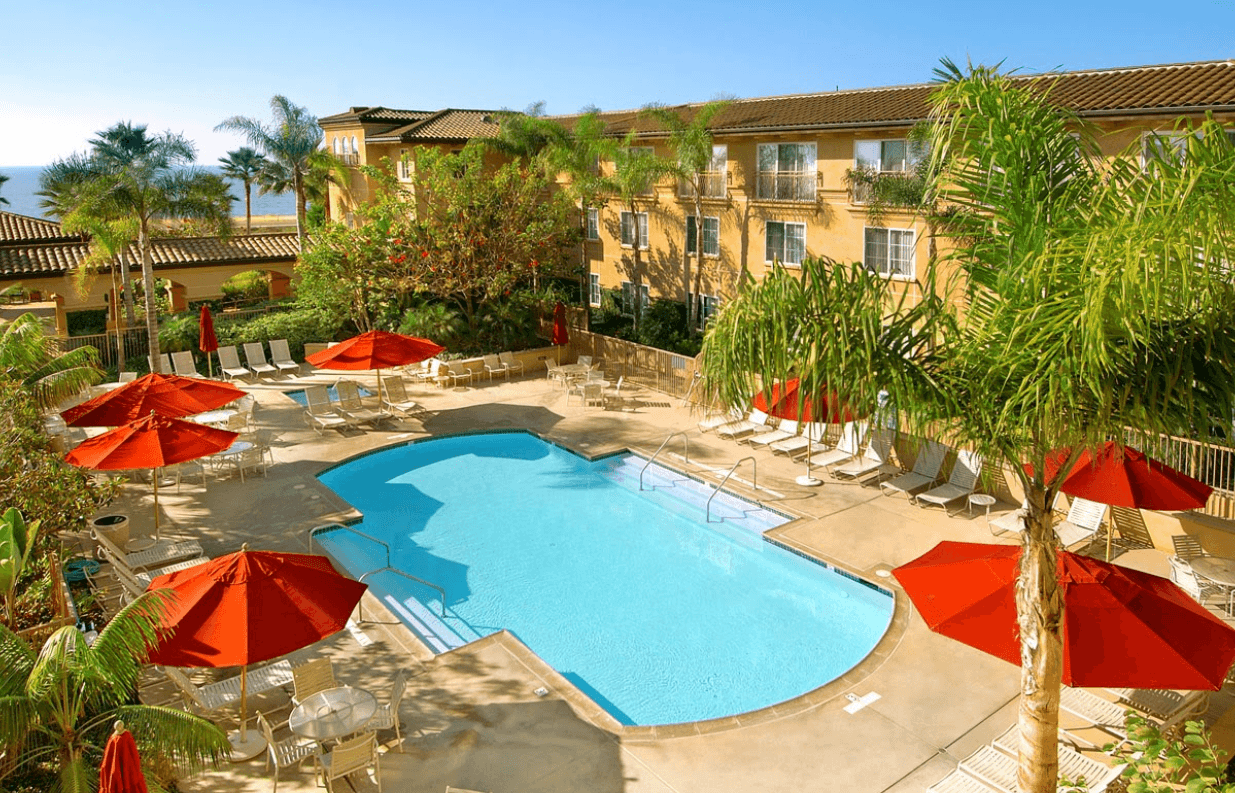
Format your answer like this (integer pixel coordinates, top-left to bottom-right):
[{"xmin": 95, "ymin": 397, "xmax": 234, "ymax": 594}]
[
  {"xmin": 293, "ymin": 171, "xmax": 307, "ymax": 252},
  {"xmin": 121, "ymin": 253, "xmax": 137, "ymax": 327},
  {"xmin": 579, "ymin": 202, "xmax": 591, "ymax": 328},
  {"xmin": 110, "ymin": 264, "xmax": 125, "ymax": 373},
  {"xmin": 139, "ymin": 223, "xmax": 162, "ymax": 373},
  {"xmin": 244, "ymin": 181, "xmax": 252, "ymax": 235},
  {"xmin": 1016, "ymin": 499, "xmax": 1063, "ymax": 793}
]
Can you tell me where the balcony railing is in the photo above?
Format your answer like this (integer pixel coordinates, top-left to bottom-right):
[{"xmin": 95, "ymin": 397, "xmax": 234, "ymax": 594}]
[
  {"xmin": 755, "ymin": 171, "xmax": 817, "ymax": 201},
  {"xmin": 340, "ymin": 153, "xmax": 359, "ymax": 166},
  {"xmin": 677, "ymin": 172, "xmax": 727, "ymax": 200}
]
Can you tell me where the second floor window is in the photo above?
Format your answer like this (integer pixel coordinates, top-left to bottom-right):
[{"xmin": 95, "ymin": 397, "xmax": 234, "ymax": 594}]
[
  {"xmin": 686, "ymin": 215, "xmax": 720, "ymax": 257},
  {"xmin": 756, "ymin": 142, "xmax": 816, "ymax": 201},
  {"xmin": 854, "ymin": 138, "xmax": 925, "ymax": 173},
  {"xmin": 586, "ymin": 207, "xmax": 599, "ymax": 241},
  {"xmin": 765, "ymin": 221, "xmax": 805, "ymax": 266},
  {"xmin": 620, "ymin": 211, "xmax": 648, "ymax": 249},
  {"xmin": 864, "ymin": 227, "xmax": 915, "ymax": 278},
  {"xmin": 680, "ymin": 144, "xmax": 727, "ymax": 199},
  {"xmin": 397, "ymin": 149, "xmax": 412, "ymax": 181}
]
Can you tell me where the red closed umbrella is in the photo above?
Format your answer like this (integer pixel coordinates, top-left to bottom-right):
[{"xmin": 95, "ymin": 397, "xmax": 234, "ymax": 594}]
[
  {"xmin": 551, "ymin": 302, "xmax": 569, "ymax": 361},
  {"xmin": 893, "ymin": 540, "xmax": 1235, "ymax": 689},
  {"xmin": 752, "ymin": 378, "xmax": 861, "ymax": 423},
  {"xmin": 99, "ymin": 721, "xmax": 148, "ymax": 793},
  {"xmin": 146, "ymin": 547, "xmax": 367, "ymax": 756},
  {"xmin": 198, "ymin": 305, "xmax": 218, "ymax": 379},
  {"xmin": 306, "ymin": 329, "xmax": 444, "ymax": 408},
  {"xmin": 62, "ymin": 373, "xmax": 246, "ymax": 427},
  {"xmin": 65, "ymin": 413, "xmax": 238, "ymax": 537}
]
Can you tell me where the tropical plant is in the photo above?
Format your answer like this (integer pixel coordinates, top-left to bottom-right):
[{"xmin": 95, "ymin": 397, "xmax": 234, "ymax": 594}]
[
  {"xmin": 39, "ymin": 123, "xmax": 234, "ymax": 372},
  {"xmin": 0, "ymin": 509, "xmax": 41, "ymax": 627},
  {"xmin": 1107, "ymin": 715, "xmax": 1235, "ymax": 793},
  {"xmin": 218, "ymin": 147, "xmax": 267, "ymax": 234},
  {"xmin": 57, "ymin": 213, "xmax": 137, "ymax": 372},
  {"xmin": 0, "ymin": 313, "xmax": 101, "ymax": 409},
  {"xmin": 641, "ymin": 100, "xmax": 732, "ymax": 332},
  {"xmin": 398, "ymin": 301, "xmax": 465, "ymax": 347},
  {"xmin": 698, "ymin": 60, "xmax": 1235, "ymax": 793},
  {"xmin": 0, "ymin": 591, "xmax": 229, "ymax": 792},
  {"xmin": 216, "ymin": 96, "xmax": 324, "ymax": 250},
  {"xmin": 0, "ymin": 173, "xmax": 9, "ymax": 206}
]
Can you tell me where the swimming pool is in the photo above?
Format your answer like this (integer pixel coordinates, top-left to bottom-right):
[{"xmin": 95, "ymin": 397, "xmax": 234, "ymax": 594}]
[
  {"xmin": 284, "ymin": 384, "xmax": 373, "ymax": 406},
  {"xmin": 316, "ymin": 432, "xmax": 893, "ymax": 726}
]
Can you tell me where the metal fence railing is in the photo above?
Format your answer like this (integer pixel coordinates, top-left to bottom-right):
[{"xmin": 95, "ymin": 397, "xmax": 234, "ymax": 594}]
[{"xmin": 1131, "ymin": 430, "xmax": 1235, "ymax": 519}]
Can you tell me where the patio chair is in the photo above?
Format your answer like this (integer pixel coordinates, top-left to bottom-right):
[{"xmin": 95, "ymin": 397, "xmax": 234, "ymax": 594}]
[
  {"xmin": 216, "ymin": 445, "xmax": 267, "ymax": 482},
  {"xmin": 578, "ymin": 355, "xmax": 592, "ymax": 367},
  {"xmin": 1108, "ymin": 506, "xmax": 1156, "ymax": 552},
  {"xmin": 960, "ymin": 739, "xmax": 1119, "ymax": 793},
  {"xmin": 170, "ymin": 351, "xmax": 203, "ymax": 378},
  {"xmin": 769, "ymin": 422, "xmax": 827, "ymax": 456},
  {"xmin": 256, "ymin": 710, "xmax": 321, "ymax": 793},
  {"xmin": 809, "ymin": 421, "xmax": 866, "ymax": 471},
  {"xmin": 118, "ymin": 371, "xmax": 138, "ymax": 383},
  {"xmin": 436, "ymin": 361, "xmax": 473, "ymax": 389},
  {"xmin": 987, "ymin": 503, "xmax": 1028, "ymax": 537},
  {"xmin": 172, "ymin": 459, "xmax": 208, "ymax": 492},
  {"xmin": 567, "ymin": 379, "xmax": 604, "ymax": 408},
  {"xmin": 336, "ymin": 380, "xmax": 391, "ymax": 428},
  {"xmin": 367, "ymin": 669, "xmax": 408, "ymax": 752},
  {"xmin": 544, "ymin": 357, "xmax": 565, "ymax": 382},
  {"xmin": 164, "ymin": 660, "xmax": 295, "ymax": 716},
  {"xmin": 148, "ymin": 353, "xmax": 172, "ymax": 374},
  {"xmin": 243, "ymin": 428, "xmax": 279, "ymax": 466},
  {"xmin": 217, "ymin": 345, "xmax": 252, "ymax": 381},
  {"xmin": 243, "ymin": 342, "xmax": 278, "ymax": 379},
  {"xmin": 93, "ymin": 528, "xmax": 203, "ymax": 572},
  {"xmin": 698, "ymin": 407, "xmax": 743, "ymax": 434},
  {"xmin": 879, "ymin": 440, "xmax": 948, "ymax": 498},
  {"xmin": 914, "ymin": 450, "xmax": 984, "ymax": 515},
  {"xmin": 303, "ymin": 385, "xmax": 352, "ymax": 435},
  {"xmin": 832, "ymin": 429, "xmax": 895, "ymax": 481},
  {"xmin": 319, "ymin": 732, "xmax": 381, "ymax": 793},
  {"xmin": 1167, "ymin": 555, "xmax": 1226, "ymax": 607},
  {"xmin": 1171, "ymin": 534, "xmax": 1208, "ymax": 560},
  {"xmin": 715, "ymin": 408, "xmax": 770, "ymax": 440},
  {"xmin": 926, "ymin": 769, "xmax": 1001, "ymax": 793},
  {"xmin": 1054, "ymin": 496, "xmax": 1108, "ymax": 551},
  {"xmin": 746, "ymin": 418, "xmax": 799, "ymax": 448},
  {"xmin": 380, "ymin": 377, "xmax": 428, "ymax": 419},
  {"xmin": 498, "ymin": 351, "xmax": 524, "ymax": 377},
  {"xmin": 1059, "ymin": 686, "xmax": 1132, "ymax": 745},
  {"xmin": 988, "ymin": 725, "xmax": 1122, "ymax": 792},
  {"xmin": 291, "ymin": 657, "xmax": 337, "ymax": 705},
  {"xmin": 1106, "ymin": 688, "xmax": 1209, "ymax": 730},
  {"xmin": 482, "ymin": 354, "xmax": 509, "ymax": 381},
  {"xmin": 268, "ymin": 339, "xmax": 301, "ymax": 376}
]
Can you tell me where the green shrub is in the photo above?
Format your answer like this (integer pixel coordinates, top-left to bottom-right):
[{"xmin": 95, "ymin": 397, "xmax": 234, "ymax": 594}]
[
  {"xmin": 214, "ymin": 308, "xmax": 344, "ymax": 361},
  {"xmin": 66, "ymin": 309, "xmax": 107, "ymax": 337},
  {"xmin": 158, "ymin": 312, "xmax": 200, "ymax": 352},
  {"xmin": 220, "ymin": 270, "xmax": 270, "ymax": 305},
  {"xmin": 398, "ymin": 302, "xmax": 465, "ymax": 348}
]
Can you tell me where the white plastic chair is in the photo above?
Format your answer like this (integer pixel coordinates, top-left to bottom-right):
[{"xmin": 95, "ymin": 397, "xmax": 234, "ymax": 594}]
[
  {"xmin": 914, "ymin": 450, "xmax": 984, "ymax": 515},
  {"xmin": 217, "ymin": 345, "xmax": 251, "ymax": 381},
  {"xmin": 256, "ymin": 710, "xmax": 321, "ymax": 793},
  {"xmin": 319, "ymin": 732, "xmax": 381, "ymax": 793},
  {"xmin": 243, "ymin": 342, "xmax": 278, "ymax": 379},
  {"xmin": 880, "ymin": 440, "xmax": 948, "ymax": 498},
  {"xmin": 1055, "ymin": 496, "xmax": 1108, "ymax": 550},
  {"xmin": 268, "ymin": 339, "xmax": 300, "ymax": 375},
  {"xmin": 367, "ymin": 670, "xmax": 408, "ymax": 752}
]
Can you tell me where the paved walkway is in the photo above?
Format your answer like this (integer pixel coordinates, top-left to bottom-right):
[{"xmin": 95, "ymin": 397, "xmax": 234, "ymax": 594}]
[{"xmin": 89, "ymin": 366, "xmax": 1232, "ymax": 792}]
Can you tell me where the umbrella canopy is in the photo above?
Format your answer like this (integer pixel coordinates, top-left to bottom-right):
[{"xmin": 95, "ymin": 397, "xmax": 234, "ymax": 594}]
[
  {"xmin": 99, "ymin": 721, "xmax": 148, "ymax": 793},
  {"xmin": 752, "ymin": 378, "xmax": 862, "ymax": 423},
  {"xmin": 893, "ymin": 540, "xmax": 1235, "ymax": 689},
  {"xmin": 551, "ymin": 302, "xmax": 569, "ymax": 346},
  {"xmin": 198, "ymin": 305, "xmax": 218, "ymax": 378},
  {"xmin": 62, "ymin": 373, "xmax": 246, "ymax": 427},
  {"xmin": 305, "ymin": 330, "xmax": 444, "ymax": 371},
  {"xmin": 1035, "ymin": 441, "xmax": 1213, "ymax": 511}
]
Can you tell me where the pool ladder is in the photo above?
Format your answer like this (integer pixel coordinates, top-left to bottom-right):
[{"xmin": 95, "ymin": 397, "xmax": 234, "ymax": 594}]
[
  {"xmin": 308, "ymin": 522, "xmax": 448, "ymax": 618},
  {"xmin": 640, "ymin": 432, "xmax": 690, "ymax": 490},
  {"xmin": 707, "ymin": 457, "xmax": 757, "ymax": 523}
]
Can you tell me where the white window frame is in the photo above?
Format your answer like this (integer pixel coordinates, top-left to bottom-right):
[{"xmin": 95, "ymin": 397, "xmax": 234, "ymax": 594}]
[
  {"xmin": 333, "ymin": 137, "xmax": 341, "ymax": 155},
  {"xmin": 863, "ymin": 226, "xmax": 916, "ymax": 279},
  {"xmin": 853, "ymin": 138, "xmax": 926, "ymax": 173},
  {"xmin": 620, "ymin": 280, "xmax": 650, "ymax": 316},
  {"xmin": 686, "ymin": 215, "xmax": 720, "ymax": 257},
  {"xmin": 764, "ymin": 221, "xmax": 806, "ymax": 267},
  {"xmin": 586, "ymin": 207, "xmax": 599, "ymax": 241},
  {"xmin": 397, "ymin": 148, "xmax": 412, "ymax": 182},
  {"xmin": 619, "ymin": 211, "xmax": 648, "ymax": 249},
  {"xmin": 689, "ymin": 292, "xmax": 721, "ymax": 330},
  {"xmin": 679, "ymin": 144, "xmax": 728, "ymax": 198},
  {"xmin": 756, "ymin": 142, "xmax": 817, "ymax": 201},
  {"xmin": 589, "ymin": 273, "xmax": 601, "ymax": 306}
]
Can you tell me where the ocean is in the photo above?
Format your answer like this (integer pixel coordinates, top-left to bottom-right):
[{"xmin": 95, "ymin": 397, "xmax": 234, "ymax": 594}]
[{"xmin": 0, "ymin": 165, "xmax": 295, "ymax": 220}]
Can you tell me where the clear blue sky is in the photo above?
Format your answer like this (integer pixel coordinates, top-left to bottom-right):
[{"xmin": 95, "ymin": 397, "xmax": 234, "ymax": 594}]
[{"xmin": 4, "ymin": 0, "xmax": 1233, "ymax": 167}]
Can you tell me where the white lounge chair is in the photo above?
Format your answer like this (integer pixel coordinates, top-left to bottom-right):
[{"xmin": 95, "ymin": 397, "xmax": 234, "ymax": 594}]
[
  {"xmin": 498, "ymin": 351, "xmax": 524, "ymax": 377},
  {"xmin": 879, "ymin": 439, "xmax": 948, "ymax": 498},
  {"xmin": 303, "ymin": 385, "xmax": 352, "ymax": 434},
  {"xmin": 379, "ymin": 377, "xmax": 427, "ymax": 419},
  {"xmin": 698, "ymin": 408, "xmax": 743, "ymax": 434},
  {"xmin": 960, "ymin": 739, "xmax": 1119, "ymax": 793},
  {"xmin": 769, "ymin": 422, "xmax": 827, "ymax": 456},
  {"xmin": 148, "ymin": 353, "xmax": 172, "ymax": 374},
  {"xmin": 243, "ymin": 342, "xmax": 278, "ymax": 379},
  {"xmin": 336, "ymin": 380, "xmax": 391, "ymax": 428},
  {"xmin": 482, "ymin": 354, "xmax": 509, "ymax": 381},
  {"xmin": 1167, "ymin": 555, "xmax": 1227, "ymax": 607},
  {"xmin": 266, "ymin": 339, "xmax": 300, "ymax": 376},
  {"xmin": 832, "ymin": 429, "xmax": 894, "ymax": 481},
  {"xmin": 926, "ymin": 770, "xmax": 1001, "ymax": 793},
  {"xmin": 118, "ymin": 371, "xmax": 138, "ymax": 383},
  {"xmin": 1105, "ymin": 688, "xmax": 1208, "ymax": 730},
  {"xmin": 1059, "ymin": 686, "xmax": 1132, "ymax": 745},
  {"xmin": 809, "ymin": 421, "xmax": 866, "ymax": 470},
  {"xmin": 217, "ymin": 345, "xmax": 252, "ymax": 381},
  {"xmin": 914, "ymin": 450, "xmax": 984, "ymax": 515},
  {"xmin": 93, "ymin": 528, "xmax": 204, "ymax": 572},
  {"xmin": 1055, "ymin": 496, "xmax": 1108, "ymax": 551},
  {"xmin": 716, "ymin": 409, "xmax": 770, "ymax": 440},
  {"xmin": 170, "ymin": 351, "xmax": 203, "ymax": 378},
  {"xmin": 990, "ymin": 726, "xmax": 1121, "ymax": 790},
  {"xmin": 747, "ymin": 418, "xmax": 798, "ymax": 448},
  {"xmin": 164, "ymin": 660, "xmax": 295, "ymax": 715}
]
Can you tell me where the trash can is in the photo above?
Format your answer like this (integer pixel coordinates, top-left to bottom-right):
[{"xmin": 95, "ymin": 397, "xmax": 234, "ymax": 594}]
[{"xmin": 90, "ymin": 514, "xmax": 129, "ymax": 549}]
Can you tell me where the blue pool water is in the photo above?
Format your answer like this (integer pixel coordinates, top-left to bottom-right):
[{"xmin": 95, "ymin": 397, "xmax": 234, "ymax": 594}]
[
  {"xmin": 316, "ymin": 432, "xmax": 893, "ymax": 726},
  {"xmin": 284, "ymin": 384, "xmax": 373, "ymax": 406}
]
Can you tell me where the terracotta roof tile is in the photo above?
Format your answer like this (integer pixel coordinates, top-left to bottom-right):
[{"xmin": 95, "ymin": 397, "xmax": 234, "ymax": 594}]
[
  {"xmin": 0, "ymin": 211, "xmax": 78, "ymax": 245},
  {"xmin": 367, "ymin": 109, "xmax": 503, "ymax": 142},
  {"xmin": 320, "ymin": 106, "xmax": 435, "ymax": 126},
  {"xmin": 0, "ymin": 233, "xmax": 299, "ymax": 280}
]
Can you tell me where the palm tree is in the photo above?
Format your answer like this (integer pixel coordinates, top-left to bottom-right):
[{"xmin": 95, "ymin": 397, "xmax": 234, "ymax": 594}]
[
  {"xmin": 218, "ymin": 147, "xmax": 267, "ymax": 234},
  {"xmin": 58, "ymin": 213, "xmax": 138, "ymax": 373},
  {"xmin": 0, "ymin": 313, "xmax": 102, "ymax": 410},
  {"xmin": 640, "ymin": 100, "xmax": 732, "ymax": 333},
  {"xmin": 0, "ymin": 592, "xmax": 229, "ymax": 792},
  {"xmin": 699, "ymin": 62, "xmax": 1235, "ymax": 793},
  {"xmin": 259, "ymin": 148, "xmax": 349, "ymax": 225},
  {"xmin": 0, "ymin": 173, "xmax": 9, "ymax": 206},
  {"xmin": 39, "ymin": 123, "xmax": 234, "ymax": 373},
  {"xmin": 216, "ymin": 96, "xmax": 323, "ymax": 251}
]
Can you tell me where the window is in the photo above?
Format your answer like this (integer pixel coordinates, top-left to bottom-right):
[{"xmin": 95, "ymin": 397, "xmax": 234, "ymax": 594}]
[
  {"xmin": 333, "ymin": 137, "xmax": 340, "ymax": 154},
  {"xmin": 680, "ymin": 145, "xmax": 727, "ymax": 198},
  {"xmin": 624, "ymin": 146, "xmax": 657, "ymax": 195},
  {"xmin": 397, "ymin": 149, "xmax": 412, "ymax": 182},
  {"xmin": 1142, "ymin": 131, "xmax": 1193, "ymax": 168},
  {"xmin": 686, "ymin": 215, "xmax": 720, "ymax": 257},
  {"xmin": 864, "ymin": 227, "xmax": 915, "ymax": 278},
  {"xmin": 351, "ymin": 136, "xmax": 358, "ymax": 154},
  {"xmin": 586, "ymin": 207, "xmax": 599, "ymax": 241},
  {"xmin": 620, "ymin": 281, "xmax": 650, "ymax": 315},
  {"xmin": 620, "ymin": 211, "xmax": 648, "ymax": 249},
  {"xmin": 765, "ymin": 221, "xmax": 806, "ymax": 266},
  {"xmin": 690, "ymin": 292, "xmax": 720, "ymax": 329},
  {"xmin": 756, "ymin": 142, "xmax": 817, "ymax": 201},
  {"xmin": 854, "ymin": 139, "xmax": 926, "ymax": 173},
  {"xmin": 589, "ymin": 273, "xmax": 601, "ymax": 306}
]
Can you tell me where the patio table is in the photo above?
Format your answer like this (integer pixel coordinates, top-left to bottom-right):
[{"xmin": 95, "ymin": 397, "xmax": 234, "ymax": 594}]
[
  {"xmin": 289, "ymin": 685, "xmax": 377, "ymax": 742},
  {"xmin": 1190, "ymin": 556, "xmax": 1235, "ymax": 612},
  {"xmin": 190, "ymin": 409, "xmax": 237, "ymax": 428}
]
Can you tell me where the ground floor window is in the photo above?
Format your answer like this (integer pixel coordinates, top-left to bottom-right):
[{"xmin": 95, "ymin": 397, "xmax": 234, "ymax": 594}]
[
  {"xmin": 686, "ymin": 215, "xmax": 720, "ymax": 257},
  {"xmin": 765, "ymin": 221, "xmax": 806, "ymax": 266},
  {"xmin": 620, "ymin": 280, "xmax": 650, "ymax": 315},
  {"xmin": 863, "ymin": 227, "xmax": 915, "ymax": 278},
  {"xmin": 589, "ymin": 273, "xmax": 601, "ymax": 306},
  {"xmin": 587, "ymin": 207, "xmax": 599, "ymax": 241},
  {"xmin": 690, "ymin": 292, "xmax": 720, "ymax": 329}
]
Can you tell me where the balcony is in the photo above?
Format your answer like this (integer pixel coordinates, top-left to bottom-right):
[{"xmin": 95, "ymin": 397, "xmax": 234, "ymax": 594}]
[
  {"xmin": 677, "ymin": 172, "xmax": 728, "ymax": 200},
  {"xmin": 755, "ymin": 171, "xmax": 817, "ymax": 202},
  {"xmin": 340, "ymin": 153, "xmax": 359, "ymax": 166}
]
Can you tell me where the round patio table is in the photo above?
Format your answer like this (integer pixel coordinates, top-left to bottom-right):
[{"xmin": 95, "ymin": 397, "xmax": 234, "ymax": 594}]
[
  {"xmin": 191, "ymin": 409, "xmax": 237, "ymax": 428},
  {"xmin": 1190, "ymin": 556, "xmax": 1235, "ymax": 613},
  {"xmin": 289, "ymin": 686, "xmax": 377, "ymax": 742}
]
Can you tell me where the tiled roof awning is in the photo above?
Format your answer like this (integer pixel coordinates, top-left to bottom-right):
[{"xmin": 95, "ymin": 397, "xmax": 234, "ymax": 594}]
[{"xmin": 0, "ymin": 211, "xmax": 78, "ymax": 246}]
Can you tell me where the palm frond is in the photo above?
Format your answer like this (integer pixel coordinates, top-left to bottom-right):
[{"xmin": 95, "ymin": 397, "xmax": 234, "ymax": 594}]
[{"xmin": 108, "ymin": 704, "xmax": 230, "ymax": 774}]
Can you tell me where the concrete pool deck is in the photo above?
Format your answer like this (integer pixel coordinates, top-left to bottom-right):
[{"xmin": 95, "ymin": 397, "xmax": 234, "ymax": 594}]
[{"xmin": 87, "ymin": 367, "xmax": 1235, "ymax": 792}]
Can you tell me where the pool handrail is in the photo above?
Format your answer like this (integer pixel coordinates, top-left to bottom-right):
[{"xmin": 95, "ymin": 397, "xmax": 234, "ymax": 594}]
[
  {"xmin": 707, "ymin": 457, "xmax": 757, "ymax": 523},
  {"xmin": 359, "ymin": 567, "xmax": 448, "ymax": 618},
  {"xmin": 308, "ymin": 522, "xmax": 391, "ymax": 568},
  {"xmin": 640, "ymin": 432, "xmax": 690, "ymax": 491}
]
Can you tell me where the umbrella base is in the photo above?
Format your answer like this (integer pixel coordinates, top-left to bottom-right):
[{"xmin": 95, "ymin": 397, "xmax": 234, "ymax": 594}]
[
  {"xmin": 796, "ymin": 475, "xmax": 823, "ymax": 487},
  {"xmin": 228, "ymin": 730, "xmax": 267, "ymax": 762},
  {"xmin": 125, "ymin": 538, "xmax": 157, "ymax": 552}
]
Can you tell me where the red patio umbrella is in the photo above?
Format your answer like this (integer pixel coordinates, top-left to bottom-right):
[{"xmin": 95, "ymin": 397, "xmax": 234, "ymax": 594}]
[
  {"xmin": 62, "ymin": 373, "xmax": 246, "ymax": 427},
  {"xmin": 198, "ymin": 305, "xmax": 218, "ymax": 379},
  {"xmin": 551, "ymin": 302, "xmax": 569, "ymax": 362},
  {"xmin": 753, "ymin": 379, "xmax": 865, "ymax": 486},
  {"xmin": 65, "ymin": 413, "xmax": 238, "ymax": 538},
  {"xmin": 99, "ymin": 721, "xmax": 148, "ymax": 793},
  {"xmin": 146, "ymin": 547, "xmax": 367, "ymax": 757},
  {"xmin": 1031, "ymin": 441, "xmax": 1213, "ymax": 559},
  {"xmin": 305, "ymin": 329, "xmax": 444, "ymax": 408},
  {"xmin": 893, "ymin": 540, "xmax": 1235, "ymax": 689}
]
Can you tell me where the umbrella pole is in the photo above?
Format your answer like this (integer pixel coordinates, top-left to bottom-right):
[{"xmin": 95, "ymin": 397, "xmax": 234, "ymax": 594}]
[
  {"xmin": 207, "ymin": 353, "xmax": 214, "ymax": 380},
  {"xmin": 239, "ymin": 665, "xmax": 248, "ymax": 742},
  {"xmin": 152, "ymin": 469, "xmax": 161, "ymax": 538},
  {"xmin": 797, "ymin": 432, "xmax": 822, "ymax": 487},
  {"xmin": 1106, "ymin": 528, "xmax": 1113, "ymax": 562}
]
